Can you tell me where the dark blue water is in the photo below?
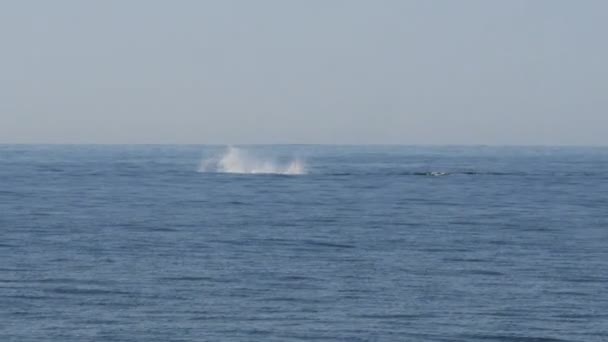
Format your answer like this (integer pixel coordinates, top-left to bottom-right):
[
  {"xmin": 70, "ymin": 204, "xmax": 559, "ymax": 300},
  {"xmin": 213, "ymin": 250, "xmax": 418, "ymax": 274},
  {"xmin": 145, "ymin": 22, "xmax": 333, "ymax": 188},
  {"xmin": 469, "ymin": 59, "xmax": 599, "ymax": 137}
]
[{"xmin": 1, "ymin": 145, "xmax": 607, "ymax": 341}]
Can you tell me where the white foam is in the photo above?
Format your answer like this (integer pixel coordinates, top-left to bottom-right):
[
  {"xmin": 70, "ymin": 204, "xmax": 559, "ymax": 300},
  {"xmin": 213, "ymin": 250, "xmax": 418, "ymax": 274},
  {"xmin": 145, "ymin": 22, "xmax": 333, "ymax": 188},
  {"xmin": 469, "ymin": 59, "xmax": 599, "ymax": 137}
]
[{"xmin": 198, "ymin": 147, "xmax": 306, "ymax": 175}]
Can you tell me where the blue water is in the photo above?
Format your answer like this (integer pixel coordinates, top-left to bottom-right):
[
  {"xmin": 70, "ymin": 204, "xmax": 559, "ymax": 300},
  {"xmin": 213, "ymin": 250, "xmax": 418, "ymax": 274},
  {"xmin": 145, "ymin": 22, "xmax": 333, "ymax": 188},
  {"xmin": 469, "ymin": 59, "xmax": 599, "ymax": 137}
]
[{"xmin": 1, "ymin": 145, "xmax": 607, "ymax": 341}]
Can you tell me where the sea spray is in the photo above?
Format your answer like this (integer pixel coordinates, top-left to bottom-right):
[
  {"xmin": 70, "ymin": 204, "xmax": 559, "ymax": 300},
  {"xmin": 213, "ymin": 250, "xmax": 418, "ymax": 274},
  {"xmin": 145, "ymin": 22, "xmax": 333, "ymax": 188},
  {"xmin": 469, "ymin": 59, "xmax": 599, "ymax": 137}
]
[{"xmin": 198, "ymin": 147, "xmax": 306, "ymax": 175}]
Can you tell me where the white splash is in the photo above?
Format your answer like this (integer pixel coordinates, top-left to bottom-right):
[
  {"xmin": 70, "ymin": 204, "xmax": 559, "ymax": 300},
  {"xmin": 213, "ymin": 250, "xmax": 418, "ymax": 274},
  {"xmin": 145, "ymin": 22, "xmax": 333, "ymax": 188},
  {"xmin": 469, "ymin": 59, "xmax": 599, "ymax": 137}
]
[{"xmin": 198, "ymin": 147, "xmax": 306, "ymax": 175}]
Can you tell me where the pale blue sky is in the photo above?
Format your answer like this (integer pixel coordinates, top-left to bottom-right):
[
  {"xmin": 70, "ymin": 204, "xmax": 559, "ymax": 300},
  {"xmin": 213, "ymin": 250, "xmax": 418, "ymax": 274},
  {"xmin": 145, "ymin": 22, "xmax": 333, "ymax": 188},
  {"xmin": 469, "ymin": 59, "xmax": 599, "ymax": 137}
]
[{"xmin": 1, "ymin": 0, "xmax": 606, "ymax": 145}]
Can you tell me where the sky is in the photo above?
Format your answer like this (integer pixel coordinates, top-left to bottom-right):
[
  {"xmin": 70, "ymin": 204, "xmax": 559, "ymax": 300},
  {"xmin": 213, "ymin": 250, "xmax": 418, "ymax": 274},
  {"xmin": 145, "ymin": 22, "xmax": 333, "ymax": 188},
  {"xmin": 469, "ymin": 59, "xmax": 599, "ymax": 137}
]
[{"xmin": 1, "ymin": 0, "xmax": 607, "ymax": 145}]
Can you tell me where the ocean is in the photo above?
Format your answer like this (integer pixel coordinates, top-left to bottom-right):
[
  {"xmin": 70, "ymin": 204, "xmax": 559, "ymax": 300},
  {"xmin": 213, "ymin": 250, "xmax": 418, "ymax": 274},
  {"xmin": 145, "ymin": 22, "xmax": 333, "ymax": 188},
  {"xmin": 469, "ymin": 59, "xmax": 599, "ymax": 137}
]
[{"xmin": 1, "ymin": 145, "xmax": 607, "ymax": 341}]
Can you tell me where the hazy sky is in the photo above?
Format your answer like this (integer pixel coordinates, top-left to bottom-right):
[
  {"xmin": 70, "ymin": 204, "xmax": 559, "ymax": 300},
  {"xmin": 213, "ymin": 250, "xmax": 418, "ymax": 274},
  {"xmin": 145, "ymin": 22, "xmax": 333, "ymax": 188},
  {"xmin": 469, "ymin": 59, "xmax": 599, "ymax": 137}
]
[{"xmin": 1, "ymin": 0, "xmax": 606, "ymax": 145}]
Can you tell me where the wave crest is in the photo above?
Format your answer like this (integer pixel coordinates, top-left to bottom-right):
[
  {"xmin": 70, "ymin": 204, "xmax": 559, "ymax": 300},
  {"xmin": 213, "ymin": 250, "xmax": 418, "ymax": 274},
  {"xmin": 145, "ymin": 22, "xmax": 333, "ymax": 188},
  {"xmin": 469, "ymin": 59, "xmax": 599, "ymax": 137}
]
[{"xmin": 198, "ymin": 147, "xmax": 305, "ymax": 175}]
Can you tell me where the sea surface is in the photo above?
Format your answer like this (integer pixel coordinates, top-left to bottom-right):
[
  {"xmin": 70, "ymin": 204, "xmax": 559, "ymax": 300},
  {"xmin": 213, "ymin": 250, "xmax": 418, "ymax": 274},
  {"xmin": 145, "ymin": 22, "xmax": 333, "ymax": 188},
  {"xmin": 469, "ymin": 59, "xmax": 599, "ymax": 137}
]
[{"xmin": 1, "ymin": 145, "xmax": 607, "ymax": 342}]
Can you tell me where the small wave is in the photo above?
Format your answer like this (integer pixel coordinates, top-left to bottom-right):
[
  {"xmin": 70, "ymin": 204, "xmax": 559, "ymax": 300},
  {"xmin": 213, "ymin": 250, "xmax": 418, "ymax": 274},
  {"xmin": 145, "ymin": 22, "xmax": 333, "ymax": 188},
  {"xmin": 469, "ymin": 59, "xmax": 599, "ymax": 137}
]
[
  {"xmin": 326, "ymin": 171, "xmax": 527, "ymax": 177},
  {"xmin": 198, "ymin": 147, "xmax": 305, "ymax": 175},
  {"xmin": 412, "ymin": 171, "xmax": 449, "ymax": 177},
  {"xmin": 302, "ymin": 240, "xmax": 356, "ymax": 249},
  {"xmin": 326, "ymin": 171, "xmax": 450, "ymax": 177}
]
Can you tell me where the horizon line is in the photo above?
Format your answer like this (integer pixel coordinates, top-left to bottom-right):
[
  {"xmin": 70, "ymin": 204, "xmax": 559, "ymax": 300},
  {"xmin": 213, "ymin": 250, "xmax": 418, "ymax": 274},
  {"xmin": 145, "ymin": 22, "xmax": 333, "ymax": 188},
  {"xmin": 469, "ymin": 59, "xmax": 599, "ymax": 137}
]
[{"xmin": 1, "ymin": 142, "xmax": 607, "ymax": 148}]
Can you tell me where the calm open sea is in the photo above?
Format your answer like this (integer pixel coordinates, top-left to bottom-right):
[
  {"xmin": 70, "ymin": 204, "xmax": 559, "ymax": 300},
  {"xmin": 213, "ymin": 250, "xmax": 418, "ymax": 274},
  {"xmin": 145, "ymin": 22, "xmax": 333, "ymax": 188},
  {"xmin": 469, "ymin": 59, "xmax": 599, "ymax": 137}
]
[{"xmin": 1, "ymin": 145, "xmax": 607, "ymax": 341}]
